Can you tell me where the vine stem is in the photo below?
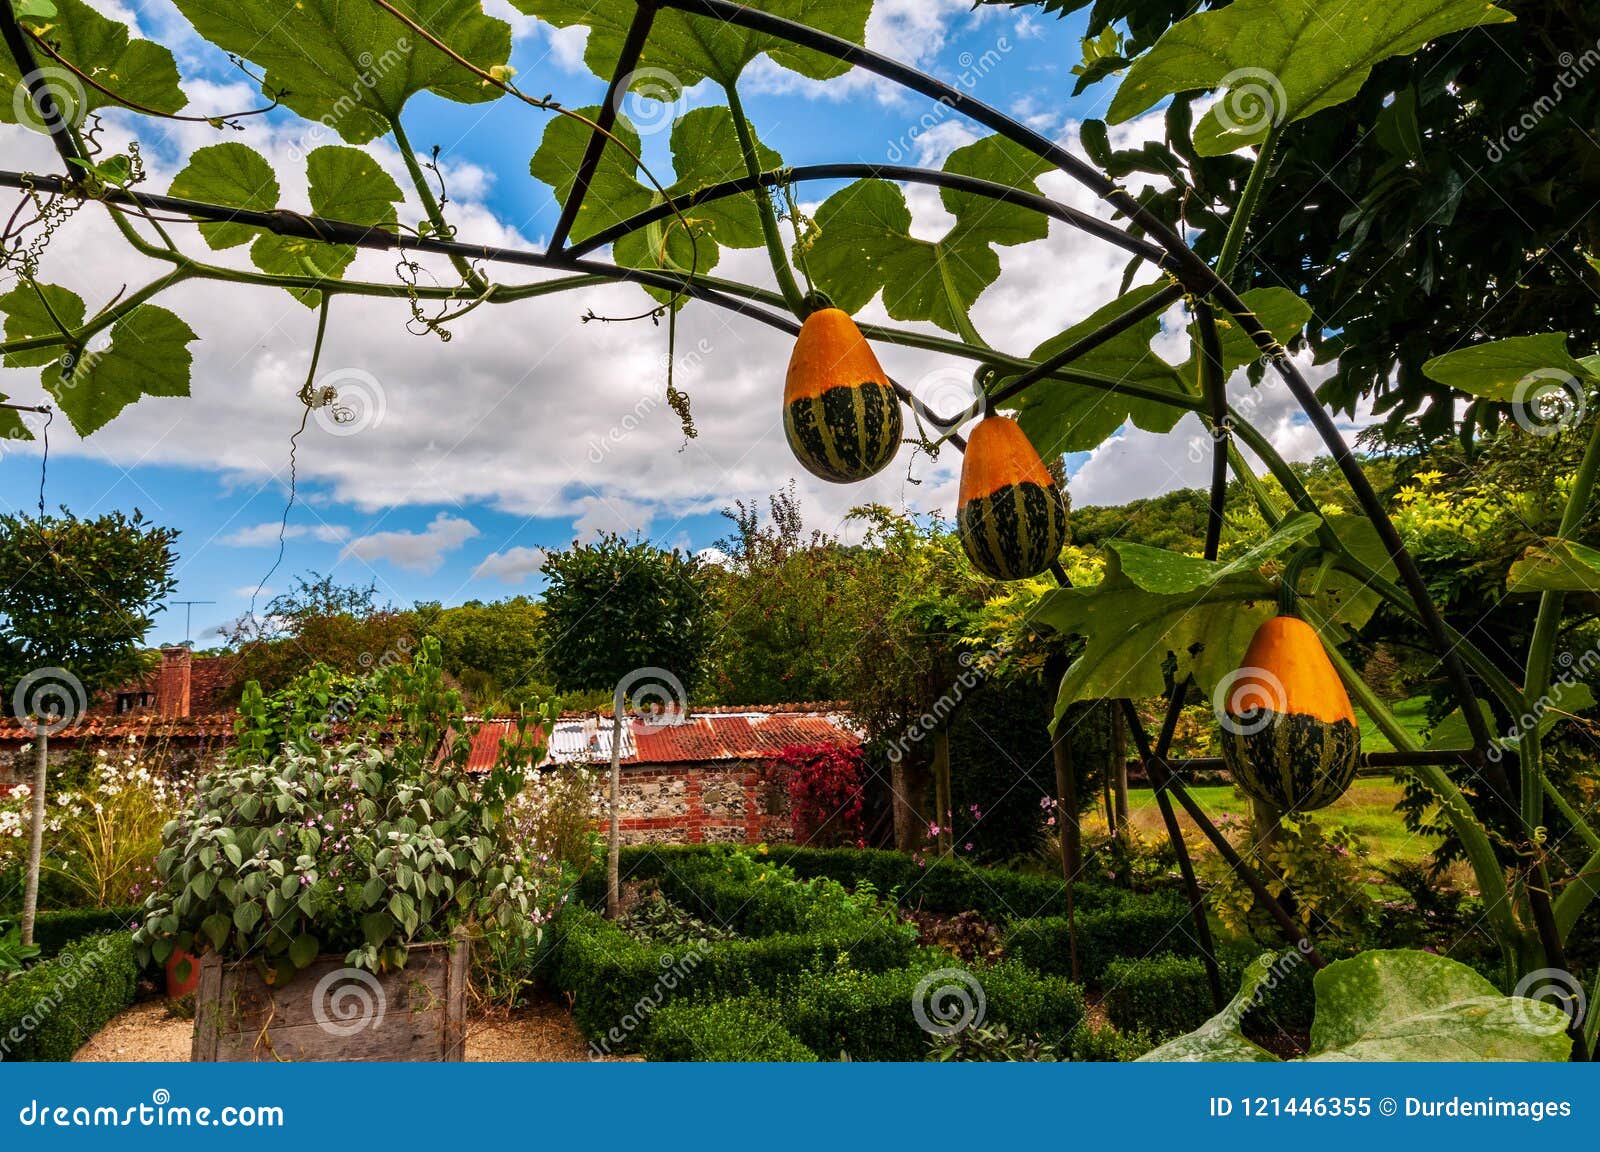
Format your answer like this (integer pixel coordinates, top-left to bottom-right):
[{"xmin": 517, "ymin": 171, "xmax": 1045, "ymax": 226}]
[
  {"xmin": 390, "ymin": 117, "xmax": 486, "ymax": 293},
  {"xmin": 724, "ymin": 84, "xmax": 806, "ymax": 316},
  {"xmin": 1215, "ymin": 129, "xmax": 1279, "ymax": 284}
]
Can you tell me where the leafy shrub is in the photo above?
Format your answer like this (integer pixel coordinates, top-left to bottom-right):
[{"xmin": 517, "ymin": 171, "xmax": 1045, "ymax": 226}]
[
  {"xmin": 652, "ymin": 849, "xmax": 890, "ymax": 938},
  {"xmin": 773, "ymin": 741, "xmax": 865, "ymax": 846},
  {"xmin": 0, "ymin": 932, "xmax": 138, "ymax": 1061},
  {"xmin": 552, "ymin": 905, "xmax": 916, "ymax": 1049},
  {"xmin": 779, "ymin": 958, "xmax": 1085, "ymax": 1062},
  {"xmin": 1204, "ymin": 813, "xmax": 1374, "ymax": 941},
  {"xmin": 1066, "ymin": 1022, "xmax": 1156, "ymax": 1062},
  {"xmin": 0, "ymin": 919, "xmax": 40, "ymax": 981},
  {"xmin": 1102, "ymin": 953, "xmax": 1222, "ymax": 1038},
  {"xmin": 928, "ymin": 1022, "xmax": 1058, "ymax": 1061},
  {"xmin": 1003, "ymin": 890, "xmax": 1200, "ymax": 980},
  {"xmin": 644, "ymin": 997, "xmax": 817, "ymax": 1062},
  {"xmin": 31, "ymin": 907, "xmax": 140, "ymax": 958},
  {"xmin": 505, "ymin": 765, "xmax": 601, "ymax": 876}
]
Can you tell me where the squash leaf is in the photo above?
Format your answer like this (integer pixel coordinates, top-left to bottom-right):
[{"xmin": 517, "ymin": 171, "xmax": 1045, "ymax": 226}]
[
  {"xmin": 1508, "ymin": 537, "xmax": 1600, "ymax": 593},
  {"xmin": 0, "ymin": 281, "xmax": 86, "ymax": 369},
  {"xmin": 1108, "ymin": 0, "xmax": 1515, "ymax": 156},
  {"xmin": 802, "ymin": 135, "xmax": 1053, "ymax": 335},
  {"xmin": 2, "ymin": 0, "xmax": 186, "ymax": 129},
  {"xmin": 0, "ymin": 394, "xmax": 34, "ymax": 445},
  {"xmin": 1422, "ymin": 333, "xmax": 1595, "ymax": 400},
  {"xmin": 169, "ymin": 0, "xmax": 510, "ymax": 144},
  {"xmin": 41, "ymin": 305, "xmax": 197, "ymax": 435},
  {"xmin": 250, "ymin": 146, "xmax": 403, "ymax": 307},
  {"xmin": 1034, "ymin": 513, "xmax": 1321, "ymax": 717},
  {"xmin": 513, "ymin": 0, "xmax": 871, "ymax": 93},
  {"xmin": 168, "ymin": 143, "xmax": 281, "ymax": 251},
  {"xmin": 530, "ymin": 105, "xmax": 778, "ymax": 292},
  {"xmin": 1143, "ymin": 949, "xmax": 1572, "ymax": 1061}
]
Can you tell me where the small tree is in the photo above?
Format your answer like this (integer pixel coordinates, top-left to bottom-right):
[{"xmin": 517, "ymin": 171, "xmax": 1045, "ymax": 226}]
[
  {"xmin": 0, "ymin": 509, "xmax": 178, "ymax": 944},
  {"xmin": 539, "ymin": 535, "xmax": 713, "ymax": 916}
]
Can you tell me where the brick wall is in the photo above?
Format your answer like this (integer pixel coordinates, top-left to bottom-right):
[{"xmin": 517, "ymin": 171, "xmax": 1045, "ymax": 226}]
[{"xmin": 613, "ymin": 760, "xmax": 792, "ymax": 845}]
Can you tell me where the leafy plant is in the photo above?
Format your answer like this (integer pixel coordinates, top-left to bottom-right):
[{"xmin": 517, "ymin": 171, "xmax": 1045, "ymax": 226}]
[
  {"xmin": 927, "ymin": 1022, "xmax": 1060, "ymax": 1062},
  {"xmin": 0, "ymin": 918, "xmax": 41, "ymax": 981},
  {"xmin": 774, "ymin": 741, "xmax": 866, "ymax": 847}
]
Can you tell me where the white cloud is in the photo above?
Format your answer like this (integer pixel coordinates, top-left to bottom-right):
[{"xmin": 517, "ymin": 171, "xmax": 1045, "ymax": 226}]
[
  {"xmin": 222, "ymin": 522, "xmax": 349, "ymax": 547},
  {"xmin": 342, "ymin": 513, "xmax": 481, "ymax": 574},
  {"xmin": 473, "ymin": 545, "xmax": 548, "ymax": 584}
]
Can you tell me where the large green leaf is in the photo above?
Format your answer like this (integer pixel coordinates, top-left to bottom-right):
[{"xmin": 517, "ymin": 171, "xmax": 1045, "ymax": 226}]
[
  {"xmin": 514, "ymin": 0, "xmax": 871, "ymax": 92},
  {"xmin": 251, "ymin": 146, "xmax": 404, "ymax": 306},
  {"xmin": 0, "ymin": 281, "xmax": 86, "ymax": 369},
  {"xmin": 1422, "ymin": 333, "xmax": 1594, "ymax": 400},
  {"xmin": 531, "ymin": 105, "xmax": 778, "ymax": 290},
  {"xmin": 1108, "ymin": 0, "xmax": 1515, "ymax": 156},
  {"xmin": 2, "ymin": 0, "xmax": 186, "ymax": 129},
  {"xmin": 1142, "ymin": 949, "xmax": 1572, "ymax": 1061},
  {"xmin": 168, "ymin": 143, "xmax": 281, "ymax": 251},
  {"xmin": 1508, "ymin": 537, "xmax": 1600, "ymax": 593},
  {"xmin": 803, "ymin": 135, "xmax": 1054, "ymax": 334},
  {"xmin": 1034, "ymin": 513, "xmax": 1321, "ymax": 715},
  {"xmin": 42, "ymin": 305, "xmax": 197, "ymax": 435},
  {"xmin": 1185, "ymin": 287, "xmax": 1312, "ymax": 374},
  {"xmin": 170, "ymin": 0, "xmax": 510, "ymax": 144},
  {"xmin": 0, "ymin": 393, "xmax": 34, "ymax": 445},
  {"xmin": 1306, "ymin": 950, "xmax": 1571, "ymax": 1061}
]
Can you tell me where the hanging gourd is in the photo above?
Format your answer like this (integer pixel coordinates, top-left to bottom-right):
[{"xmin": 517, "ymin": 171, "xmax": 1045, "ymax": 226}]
[
  {"xmin": 783, "ymin": 306, "xmax": 903, "ymax": 483},
  {"xmin": 957, "ymin": 414, "xmax": 1068, "ymax": 580},
  {"xmin": 1218, "ymin": 611, "xmax": 1361, "ymax": 813}
]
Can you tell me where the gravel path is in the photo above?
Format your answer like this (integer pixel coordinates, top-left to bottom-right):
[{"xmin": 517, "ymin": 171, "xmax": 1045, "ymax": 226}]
[{"xmin": 73, "ymin": 993, "xmax": 624, "ymax": 1062}]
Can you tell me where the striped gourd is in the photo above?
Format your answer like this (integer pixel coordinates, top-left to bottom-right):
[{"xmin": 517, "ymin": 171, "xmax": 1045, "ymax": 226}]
[
  {"xmin": 1218, "ymin": 615, "xmax": 1361, "ymax": 812},
  {"xmin": 783, "ymin": 308, "xmax": 903, "ymax": 483},
  {"xmin": 956, "ymin": 415, "xmax": 1068, "ymax": 581}
]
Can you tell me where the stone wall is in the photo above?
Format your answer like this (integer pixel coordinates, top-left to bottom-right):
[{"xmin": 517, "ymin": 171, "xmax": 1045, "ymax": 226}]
[{"xmin": 613, "ymin": 761, "xmax": 792, "ymax": 845}]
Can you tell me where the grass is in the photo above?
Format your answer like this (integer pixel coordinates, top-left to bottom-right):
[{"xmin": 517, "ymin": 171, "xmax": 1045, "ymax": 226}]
[
  {"xmin": 1355, "ymin": 695, "xmax": 1432, "ymax": 753},
  {"xmin": 1125, "ymin": 777, "xmax": 1439, "ymax": 867}
]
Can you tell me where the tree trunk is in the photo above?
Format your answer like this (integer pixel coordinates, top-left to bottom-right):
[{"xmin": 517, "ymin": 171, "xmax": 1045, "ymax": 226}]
[
  {"xmin": 1051, "ymin": 720, "xmax": 1080, "ymax": 879},
  {"xmin": 20, "ymin": 724, "xmax": 47, "ymax": 947},
  {"xmin": 606, "ymin": 707, "xmax": 622, "ymax": 919},
  {"xmin": 1110, "ymin": 706, "xmax": 1129, "ymax": 843},
  {"xmin": 890, "ymin": 758, "xmax": 931, "ymax": 852},
  {"xmin": 932, "ymin": 729, "xmax": 952, "ymax": 856}
]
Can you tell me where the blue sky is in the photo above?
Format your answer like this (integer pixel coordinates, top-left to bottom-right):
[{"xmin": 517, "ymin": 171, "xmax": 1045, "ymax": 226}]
[{"xmin": 0, "ymin": 2, "xmax": 1343, "ymax": 647}]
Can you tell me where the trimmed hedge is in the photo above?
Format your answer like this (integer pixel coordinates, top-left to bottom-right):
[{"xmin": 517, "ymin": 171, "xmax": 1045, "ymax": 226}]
[
  {"xmin": 585, "ymin": 843, "xmax": 1121, "ymax": 922},
  {"xmin": 779, "ymin": 957, "xmax": 1086, "ymax": 1062},
  {"xmin": 32, "ymin": 907, "xmax": 141, "ymax": 958},
  {"xmin": 0, "ymin": 932, "xmax": 139, "ymax": 1062},
  {"xmin": 1003, "ymin": 891, "xmax": 1200, "ymax": 980},
  {"xmin": 552, "ymin": 906, "xmax": 916, "ymax": 1049},
  {"xmin": 644, "ymin": 998, "xmax": 817, "ymax": 1062},
  {"xmin": 1101, "ymin": 947, "xmax": 1320, "ymax": 1040}
]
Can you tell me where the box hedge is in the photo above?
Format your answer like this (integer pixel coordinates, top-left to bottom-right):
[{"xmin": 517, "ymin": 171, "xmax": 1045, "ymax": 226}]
[
  {"xmin": 1101, "ymin": 947, "xmax": 1319, "ymax": 1040},
  {"xmin": 1002, "ymin": 890, "xmax": 1201, "ymax": 980},
  {"xmin": 0, "ymin": 932, "xmax": 139, "ymax": 1062},
  {"xmin": 31, "ymin": 907, "xmax": 141, "ymax": 958},
  {"xmin": 643, "ymin": 997, "xmax": 817, "ymax": 1062}
]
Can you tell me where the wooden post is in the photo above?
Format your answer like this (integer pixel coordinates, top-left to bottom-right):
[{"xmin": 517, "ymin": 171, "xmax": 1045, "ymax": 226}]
[
  {"xmin": 19, "ymin": 722, "xmax": 48, "ymax": 946},
  {"xmin": 191, "ymin": 950, "xmax": 223, "ymax": 1062},
  {"xmin": 606, "ymin": 704, "xmax": 623, "ymax": 919},
  {"xmin": 443, "ymin": 929, "xmax": 469, "ymax": 1062}
]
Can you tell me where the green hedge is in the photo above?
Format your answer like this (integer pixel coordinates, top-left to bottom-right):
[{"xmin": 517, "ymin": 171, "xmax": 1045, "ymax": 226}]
[
  {"xmin": 1101, "ymin": 947, "xmax": 1320, "ymax": 1040},
  {"xmin": 0, "ymin": 932, "xmax": 139, "ymax": 1062},
  {"xmin": 584, "ymin": 844, "xmax": 1121, "ymax": 922},
  {"xmin": 31, "ymin": 908, "xmax": 140, "ymax": 958},
  {"xmin": 643, "ymin": 998, "xmax": 817, "ymax": 1062},
  {"xmin": 779, "ymin": 958, "xmax": 1086, "ymax": 1062},
  {"xmin": 1002, "ymin": 891, "xmax": 1200, "ymax": 980},
  {"xmin": 552, "ymin": 906, "xmax": 916, "ymax": 1050}
]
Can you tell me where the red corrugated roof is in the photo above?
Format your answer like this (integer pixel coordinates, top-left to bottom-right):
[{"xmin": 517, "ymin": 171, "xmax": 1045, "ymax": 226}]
[{"xmin": 462, "ymin": 710, "xmax": 857, "ymax": 772}]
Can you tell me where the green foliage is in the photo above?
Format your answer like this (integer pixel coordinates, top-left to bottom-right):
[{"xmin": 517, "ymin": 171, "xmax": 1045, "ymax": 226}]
[
  {"xmin": 27, "ymin": 906, "xmax": 139, "ymax": 958},
  {"xmin": 1140, "ymin": 949, "xmax": 1574, "ymax": 1062},
  {"xmin": 539, "ymin": 533, "xmax": 714, "ymax": 696},
  {"xmin": 928, "ymin": 1022, "xmax": 1059, "ymax": 1061},
  {"xmin": 424, "ymin": 597, "xmax": 550, "ymax": 704},
  {"xmin": 170, "ymin": 0, "xmax": 510, "ymax": 144},
  {"xmin": 0, "ymin": 509, "xmax": 178, "ymax": 696},
  {"xmin": 1103, "ymin": 953, "xmax": 1221, "ymax": 1038},
  {"xmin": 643, "ymin": 997, "xmax": 818, "ymax": 1062},
  {"xmin": 945, "ymin": 679, "xmax": 1056, "ymax": 863},
  {"xmin": 1002, "ymin": 890, "xmax": 1201, "ymax": 981},
  {"xmin": 0, "ymin": 919, "xmax": 41, "ymax": 980},
  {"xmin": 1108, "ymin": 0, "xmax": 1514, "ymax": 155},
  {"xmin": 1422, "ymin": 333, "xmax": 1596, "ymax": 401},
  {"xmin": 0, "ymin": 932, "xmax": 138, "ymax": 1061},
  {"xmin": 134, "ymin": 639, "xmax": 560, "ymax": 981},
  {"xmin": 1205, "ymin": 814, "xmax": 1374, "ymax": 940}
]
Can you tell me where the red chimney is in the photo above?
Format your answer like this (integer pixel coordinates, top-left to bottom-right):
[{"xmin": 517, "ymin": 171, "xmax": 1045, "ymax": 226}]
[{"xmin": 156, "ymin": 646, "xmax": 192, "ymax": 719}]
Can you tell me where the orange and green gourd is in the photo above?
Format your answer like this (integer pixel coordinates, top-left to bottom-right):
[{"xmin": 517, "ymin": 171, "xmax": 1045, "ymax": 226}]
[
  {"xmin": 783, "ymin": 308, "xmax": 903, "ymax": 483},
  {"xmin": 1218, "ymin": 615, "xmax": 1361, "ymax": 812},
  {"xmin": 956, "ymin": 415, "xmax": 1068, "ymax": 581}
]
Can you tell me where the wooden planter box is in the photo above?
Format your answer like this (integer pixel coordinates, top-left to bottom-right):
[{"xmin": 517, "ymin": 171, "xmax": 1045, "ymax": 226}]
[{"xmin": 191, "ymin": 934, "xmax": 468, "ymax": 1062}]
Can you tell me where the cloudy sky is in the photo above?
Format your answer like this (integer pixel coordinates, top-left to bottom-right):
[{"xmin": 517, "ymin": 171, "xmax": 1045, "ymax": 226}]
[{"xmin": 0, "ymin": 1, "xmax": 1362, "ymax": 645}]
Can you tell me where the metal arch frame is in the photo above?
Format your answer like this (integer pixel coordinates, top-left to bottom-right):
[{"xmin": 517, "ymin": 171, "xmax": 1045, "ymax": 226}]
[{"xmin": 3, "ymin": 0, "xmax": 1563, "ymax": 984}]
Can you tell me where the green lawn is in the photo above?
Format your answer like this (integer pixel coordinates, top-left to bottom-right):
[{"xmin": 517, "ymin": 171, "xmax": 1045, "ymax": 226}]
[
  {"xmin": 1126, "ymin": 777, "xmax": 1438, "ymax": 867},
  {"xmin": 1355, "ymin": 696, "xmax": 1432, "ymax": 753}
]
